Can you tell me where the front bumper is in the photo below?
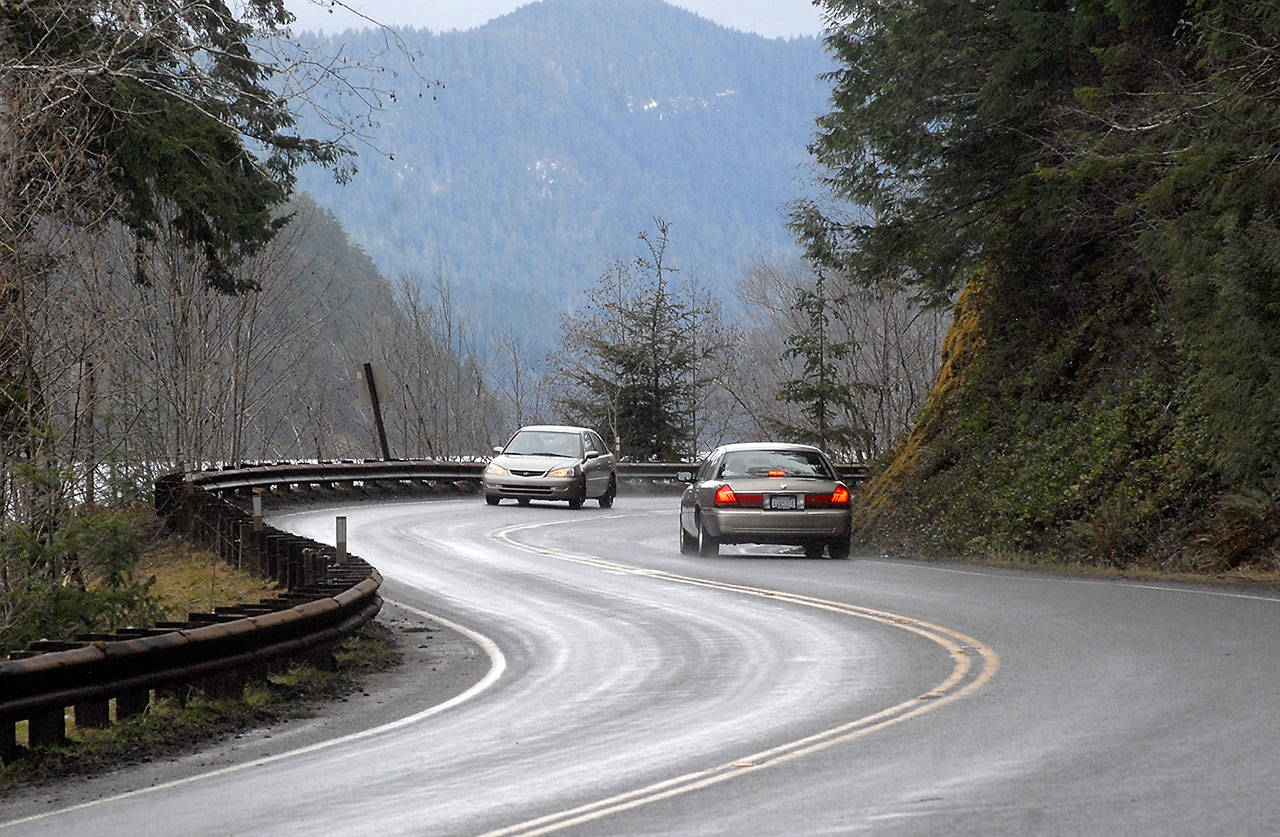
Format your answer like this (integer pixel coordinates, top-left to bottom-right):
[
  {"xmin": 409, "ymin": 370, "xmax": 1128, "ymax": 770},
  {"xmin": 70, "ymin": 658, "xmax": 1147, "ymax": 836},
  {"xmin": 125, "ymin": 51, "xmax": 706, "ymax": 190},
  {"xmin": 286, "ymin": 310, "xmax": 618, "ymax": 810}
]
[{"xmin": 482, "ymin": 473, "xmax": 579, "ymax": 500}]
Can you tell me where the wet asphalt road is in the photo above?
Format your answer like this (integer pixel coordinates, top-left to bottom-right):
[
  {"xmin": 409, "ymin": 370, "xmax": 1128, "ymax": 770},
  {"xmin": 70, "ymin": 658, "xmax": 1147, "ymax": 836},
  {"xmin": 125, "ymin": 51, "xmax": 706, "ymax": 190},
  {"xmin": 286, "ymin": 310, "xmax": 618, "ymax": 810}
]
[{"xmin": 3, "ymin": 494, "xmax": 1278, "ymax": 835}]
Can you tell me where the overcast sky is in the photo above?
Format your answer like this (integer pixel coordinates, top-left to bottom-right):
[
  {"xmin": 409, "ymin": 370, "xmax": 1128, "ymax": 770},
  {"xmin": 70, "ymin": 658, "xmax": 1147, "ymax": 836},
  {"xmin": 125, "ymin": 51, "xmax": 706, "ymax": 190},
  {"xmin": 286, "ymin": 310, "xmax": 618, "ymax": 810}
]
[{"xmin": 284, "ymin": 0, "xmax": 827, "ymax": 39}]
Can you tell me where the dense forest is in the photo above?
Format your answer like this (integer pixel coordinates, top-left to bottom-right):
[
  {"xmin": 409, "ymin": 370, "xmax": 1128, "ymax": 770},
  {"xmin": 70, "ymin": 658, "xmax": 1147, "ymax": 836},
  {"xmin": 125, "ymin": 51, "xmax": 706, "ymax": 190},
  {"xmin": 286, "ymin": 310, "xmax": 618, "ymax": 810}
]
[
  {"xmin": 805, "ymin": 0, "xmax": 1280, "ymax": 571},
  {"xmin": 290, "ymin": 0, "xmax": 833, "ymax": 351}
]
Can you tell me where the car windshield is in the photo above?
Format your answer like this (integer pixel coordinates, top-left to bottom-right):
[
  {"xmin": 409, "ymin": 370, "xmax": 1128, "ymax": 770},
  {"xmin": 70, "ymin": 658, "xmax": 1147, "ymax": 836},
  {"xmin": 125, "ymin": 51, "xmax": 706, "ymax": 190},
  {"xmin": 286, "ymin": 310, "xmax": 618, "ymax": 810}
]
[
  {"xmin": 504, "ymin": 430, "xmax": 583, "ymax": 458},
  {"xmin": 718, "ymin": 449, "xmax": 833, "ymax": 479}
]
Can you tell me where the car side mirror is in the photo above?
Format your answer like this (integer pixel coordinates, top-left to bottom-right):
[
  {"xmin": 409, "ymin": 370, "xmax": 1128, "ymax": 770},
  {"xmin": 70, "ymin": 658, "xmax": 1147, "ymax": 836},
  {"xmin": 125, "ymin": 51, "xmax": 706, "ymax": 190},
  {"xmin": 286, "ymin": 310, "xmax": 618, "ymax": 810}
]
[
  {"xmin": 676, "ymin": 471, "xmax": 693, "ymax": 483},
  {"xmin": 492, "ymin": 446, "xmax": 503, "ymax": 455},
  {"xmin": 585, "ymin": 450, "xmax": 599, "ymax": 460}
]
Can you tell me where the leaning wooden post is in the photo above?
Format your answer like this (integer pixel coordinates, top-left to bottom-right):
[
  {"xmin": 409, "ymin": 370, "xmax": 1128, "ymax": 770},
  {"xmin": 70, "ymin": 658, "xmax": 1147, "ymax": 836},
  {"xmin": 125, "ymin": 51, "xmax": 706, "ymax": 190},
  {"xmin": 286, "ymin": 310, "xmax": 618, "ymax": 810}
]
[{"xmin": 363, "ymin": 362, "xmax": 391, "ymax": 461}]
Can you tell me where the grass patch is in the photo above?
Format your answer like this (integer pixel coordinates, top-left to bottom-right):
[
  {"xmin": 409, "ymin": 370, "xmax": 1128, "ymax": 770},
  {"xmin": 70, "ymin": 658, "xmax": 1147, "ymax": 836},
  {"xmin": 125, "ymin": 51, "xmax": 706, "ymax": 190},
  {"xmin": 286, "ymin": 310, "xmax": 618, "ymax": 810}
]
[
  {"xmin": 135, "ymin": 518, "xmax": 280, "ymax": 623},
  {"xmin": 0, "ymin": 621, "xmax": 400, "ymax": 789}
]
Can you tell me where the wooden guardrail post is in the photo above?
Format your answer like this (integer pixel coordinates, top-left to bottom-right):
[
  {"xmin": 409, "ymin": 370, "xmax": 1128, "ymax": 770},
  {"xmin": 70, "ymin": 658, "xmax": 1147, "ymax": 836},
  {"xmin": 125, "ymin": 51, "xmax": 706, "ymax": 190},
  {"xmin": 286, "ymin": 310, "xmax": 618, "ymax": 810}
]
[
  {"xmin": 74, "ymin": 699, "xmax": 110, "ymax": 729},
  {"xmin": 27, "ymin": 706, "xmax": 66, "ymax": 748},
  {"xmin": 2, "ymin": 723, "xmax": 15, "ymax": 762},
  {"xmin": 116, "ymin": 689, "xmax": 150, "ymax": 720},
  {"xmin": 241, "ymin": 522, "xmax": 263, "ymax": 575}
]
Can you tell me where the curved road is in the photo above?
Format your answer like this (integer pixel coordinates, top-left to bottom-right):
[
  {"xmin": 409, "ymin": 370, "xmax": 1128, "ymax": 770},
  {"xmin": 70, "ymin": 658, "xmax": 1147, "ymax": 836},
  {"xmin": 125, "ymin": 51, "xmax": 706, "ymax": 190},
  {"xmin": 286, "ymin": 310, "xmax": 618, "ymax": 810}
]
[{"xmin": 3, "ymin": 494, "xmax": 1279, "ymax": 834}]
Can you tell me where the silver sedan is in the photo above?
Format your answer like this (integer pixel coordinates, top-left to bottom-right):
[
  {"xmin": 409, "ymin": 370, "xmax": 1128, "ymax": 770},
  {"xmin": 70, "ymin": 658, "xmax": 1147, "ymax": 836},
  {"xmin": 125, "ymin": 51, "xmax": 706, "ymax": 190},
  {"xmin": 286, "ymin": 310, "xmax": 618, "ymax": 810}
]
[
  {"xmin": 679, "ymin": 442, "xmax": 852, "ymax": 558},
  {"xmin": 483, "ymin": 425, "xmax": 617, "ymax": 508}
]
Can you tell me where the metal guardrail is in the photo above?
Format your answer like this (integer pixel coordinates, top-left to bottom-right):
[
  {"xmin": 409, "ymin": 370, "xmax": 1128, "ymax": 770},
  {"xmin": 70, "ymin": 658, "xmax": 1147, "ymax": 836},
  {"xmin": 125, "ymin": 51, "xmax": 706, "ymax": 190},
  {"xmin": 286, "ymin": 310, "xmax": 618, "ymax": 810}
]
[
  {"xmin": 1, "ymin": 472, "xmax": 384, "ymax": 761},
  {"xmin": 184, "ymin": 459, "xmax": 868, "ymax": 495},
  {"xmin": 2, "ymin": 457, "xmax": 867, "ymax": 761}
]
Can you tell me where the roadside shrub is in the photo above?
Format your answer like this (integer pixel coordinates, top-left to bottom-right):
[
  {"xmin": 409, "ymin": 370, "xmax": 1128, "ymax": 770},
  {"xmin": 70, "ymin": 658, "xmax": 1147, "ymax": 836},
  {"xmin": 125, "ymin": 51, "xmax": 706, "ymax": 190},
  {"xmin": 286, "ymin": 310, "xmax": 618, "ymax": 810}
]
[{"xmin": 0, "ymin": 510, "xmax": 161, "ymax": 654}]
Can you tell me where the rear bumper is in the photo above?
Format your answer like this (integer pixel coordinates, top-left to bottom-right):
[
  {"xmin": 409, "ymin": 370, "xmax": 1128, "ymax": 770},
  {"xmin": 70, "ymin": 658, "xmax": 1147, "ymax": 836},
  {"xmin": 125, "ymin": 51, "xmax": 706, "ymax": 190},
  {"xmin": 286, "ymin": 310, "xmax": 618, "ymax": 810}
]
[{"xmin": 705, "ymin": 508, "xmax": 851, "ymax": 544}]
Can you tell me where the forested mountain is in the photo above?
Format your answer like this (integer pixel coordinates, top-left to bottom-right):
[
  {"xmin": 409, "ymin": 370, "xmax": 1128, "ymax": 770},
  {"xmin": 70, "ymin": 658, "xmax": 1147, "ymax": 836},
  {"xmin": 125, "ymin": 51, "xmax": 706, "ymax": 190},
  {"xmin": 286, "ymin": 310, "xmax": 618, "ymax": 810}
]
[{"xmin": 292, "ymin": 0, "xmax": 832, "ymax": 348}]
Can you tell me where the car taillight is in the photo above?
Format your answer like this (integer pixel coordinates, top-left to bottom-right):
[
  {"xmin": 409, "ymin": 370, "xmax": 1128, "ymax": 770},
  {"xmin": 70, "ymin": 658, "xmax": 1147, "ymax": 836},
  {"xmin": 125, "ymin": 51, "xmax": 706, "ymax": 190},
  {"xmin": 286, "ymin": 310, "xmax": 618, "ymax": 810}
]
[
  {"xmin": 715, "ymin": 486, "xmax": 763, "ymax": 506},
  {"xmin": 805, "ymin": 486, "xmax": 851, "ymax": 507},
  {"xmin": 768, "ymin": 469, "xmax": 786, "ymax": 479}
]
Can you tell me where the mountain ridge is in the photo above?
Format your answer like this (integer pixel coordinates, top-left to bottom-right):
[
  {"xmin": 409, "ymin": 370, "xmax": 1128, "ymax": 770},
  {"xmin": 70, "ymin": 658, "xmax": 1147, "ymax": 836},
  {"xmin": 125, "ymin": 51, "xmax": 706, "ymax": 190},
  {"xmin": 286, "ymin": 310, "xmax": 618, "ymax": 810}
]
[{"xmin": 292, "ymin": 0, "xmax": 833, "ymax": 350}]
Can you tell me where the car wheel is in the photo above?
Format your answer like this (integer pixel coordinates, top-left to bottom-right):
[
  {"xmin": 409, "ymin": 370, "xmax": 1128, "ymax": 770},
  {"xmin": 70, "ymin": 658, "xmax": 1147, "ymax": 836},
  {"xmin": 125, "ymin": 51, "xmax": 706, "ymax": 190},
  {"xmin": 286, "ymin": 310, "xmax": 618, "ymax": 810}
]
[
  {"xmin": 697, "ymin": 518, "xmax": 719, "ymax": 557},
  {"xmin": 804, "ymin": 542, "xmax": 825, "ymax": 559},
  {"xmin": 598, "ymin": 476, "xmax": 616, "ymax": 508},
  {"xmin": 568, "ymin": 479, "xmax": 586, "ymax": 509},
  {"xmin": 485, "ymin": 495, "xmax": 500, "ymax": 506},
  {"xmin": 679, "ymin": 520, "xmax": 697, "ymax": 555},
  {"xmin": 828, "ymin": 538, "xmax": 851, "ymax": 560}
]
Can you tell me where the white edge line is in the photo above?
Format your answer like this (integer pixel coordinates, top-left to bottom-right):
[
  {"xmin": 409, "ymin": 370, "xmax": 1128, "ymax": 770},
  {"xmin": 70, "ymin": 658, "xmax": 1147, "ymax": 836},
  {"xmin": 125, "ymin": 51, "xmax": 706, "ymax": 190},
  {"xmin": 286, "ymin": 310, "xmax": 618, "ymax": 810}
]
[
  {"xmin": 864, "ymin": 560, "xmax": 1280, "ymax": 603},
  {"xmin": 0, "ymin": 600, "xmax": 505, "ymax": 831}
]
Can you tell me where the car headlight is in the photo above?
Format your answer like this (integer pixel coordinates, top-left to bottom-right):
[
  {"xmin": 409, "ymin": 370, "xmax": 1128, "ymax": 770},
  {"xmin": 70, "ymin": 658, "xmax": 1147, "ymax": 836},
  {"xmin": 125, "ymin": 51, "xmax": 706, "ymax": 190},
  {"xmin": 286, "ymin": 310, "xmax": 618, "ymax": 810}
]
[
  {"xmin": 548, "ymin": 465, "xmax": 578, "ymax": 478},
  {"xmin": 485, "ymin": 463, "xmax": 507, "ymax": 476}
]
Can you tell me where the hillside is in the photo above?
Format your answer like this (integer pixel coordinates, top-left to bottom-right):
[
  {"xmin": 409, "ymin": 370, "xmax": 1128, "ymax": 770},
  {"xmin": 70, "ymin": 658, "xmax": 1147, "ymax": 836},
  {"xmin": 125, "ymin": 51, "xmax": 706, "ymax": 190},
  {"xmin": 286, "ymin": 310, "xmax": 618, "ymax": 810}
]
[
  {"xmin": 291, "ymin": 0, "xmax": 832, "ymax": 349},
  {"xmin": 813, "ymin": 0, "xmax": 1280, "ymax": 572}
]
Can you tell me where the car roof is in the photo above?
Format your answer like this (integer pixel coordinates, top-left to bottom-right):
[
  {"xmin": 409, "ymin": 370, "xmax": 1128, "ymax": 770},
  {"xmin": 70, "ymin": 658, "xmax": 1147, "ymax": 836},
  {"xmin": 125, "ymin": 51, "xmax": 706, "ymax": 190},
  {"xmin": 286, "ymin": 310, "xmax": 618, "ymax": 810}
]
[
  {"xmin": 512, "ymin": 424, "xmax": 593, "ymax": 434},
  {"xmin": 710, "ymin": 441, "xmax": 827, "ymax": 455}
]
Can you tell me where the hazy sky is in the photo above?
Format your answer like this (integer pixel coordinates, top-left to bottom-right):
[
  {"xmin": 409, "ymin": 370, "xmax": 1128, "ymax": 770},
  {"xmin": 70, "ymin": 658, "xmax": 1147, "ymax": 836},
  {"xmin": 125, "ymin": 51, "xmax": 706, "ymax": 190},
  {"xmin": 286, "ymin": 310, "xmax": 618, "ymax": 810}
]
[{"xmin": 284, "ymin": 0, "xmax": 827, "ymax": 39}]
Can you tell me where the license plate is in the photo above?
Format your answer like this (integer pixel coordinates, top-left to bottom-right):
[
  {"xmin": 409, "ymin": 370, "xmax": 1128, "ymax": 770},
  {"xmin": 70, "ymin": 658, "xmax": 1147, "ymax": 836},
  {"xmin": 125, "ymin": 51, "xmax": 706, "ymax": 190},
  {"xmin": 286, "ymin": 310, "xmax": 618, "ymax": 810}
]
[{"xmin": 767, "ymin": 494, "xmax": 798, "ymax": 510}]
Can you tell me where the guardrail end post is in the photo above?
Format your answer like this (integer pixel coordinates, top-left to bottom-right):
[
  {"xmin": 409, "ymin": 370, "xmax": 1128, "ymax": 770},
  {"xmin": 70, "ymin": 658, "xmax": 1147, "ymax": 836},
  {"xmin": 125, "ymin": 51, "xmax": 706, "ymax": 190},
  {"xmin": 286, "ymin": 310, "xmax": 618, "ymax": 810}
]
[
  {"xmin": 27, "ymin": 706, "xmax": 67, "ymax": 748},
  {"xmin": 74, "ymin": 700, "xmax": 110, "ymax": 729}
]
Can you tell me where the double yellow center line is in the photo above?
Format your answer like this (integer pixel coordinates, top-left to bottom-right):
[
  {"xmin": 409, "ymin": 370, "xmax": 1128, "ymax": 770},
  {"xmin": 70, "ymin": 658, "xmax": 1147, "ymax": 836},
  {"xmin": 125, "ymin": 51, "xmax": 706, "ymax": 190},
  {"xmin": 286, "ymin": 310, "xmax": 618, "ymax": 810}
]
[{"xmin": 486, "ymin": 517, "xmax": 1000, "ymax": 835}]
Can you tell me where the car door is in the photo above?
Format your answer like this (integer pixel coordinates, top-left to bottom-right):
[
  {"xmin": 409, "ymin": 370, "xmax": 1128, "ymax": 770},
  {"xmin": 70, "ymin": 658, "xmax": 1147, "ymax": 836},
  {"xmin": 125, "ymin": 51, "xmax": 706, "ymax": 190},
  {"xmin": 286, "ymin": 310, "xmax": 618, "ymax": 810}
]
[
  {"xmin": 680, "ymin": 454, "xmax": 716, "ymax": 532},
  {"xmin": 582, "ymin": 431, "xmax": 608, "ymax": 496},
  {"xmin": 588, "ymin": 431, "xmax": 615, "ymax": 494}
]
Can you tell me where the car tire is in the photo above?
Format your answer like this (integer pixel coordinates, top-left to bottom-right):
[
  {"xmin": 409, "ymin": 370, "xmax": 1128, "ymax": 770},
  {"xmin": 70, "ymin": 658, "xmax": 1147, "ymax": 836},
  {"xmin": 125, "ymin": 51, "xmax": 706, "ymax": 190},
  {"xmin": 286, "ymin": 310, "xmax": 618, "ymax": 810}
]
[
  {"xmin": 828, "ymin": 538, "xmax": 851, "ymax": 560},
  {"xmin": 697, "ymin": 518, "xmax": 719, "ymax": 557},
  {"xmin": 679, "ymin": 520, "xmax": 697, "ymax": 555},
  {"xmin": 568, "ymin": 479, "xmax": 586, "ymax": 510},
  {"xmin": 804, "ymin": 542, "xmax": 826, "ymax": 559},
  {"xmin": 598, "ymin": 476, "xmax": 616, "ymax": 508},
  {"xmin": 485, "ymin": 495, "xmax": 500, "ymax": 506}
]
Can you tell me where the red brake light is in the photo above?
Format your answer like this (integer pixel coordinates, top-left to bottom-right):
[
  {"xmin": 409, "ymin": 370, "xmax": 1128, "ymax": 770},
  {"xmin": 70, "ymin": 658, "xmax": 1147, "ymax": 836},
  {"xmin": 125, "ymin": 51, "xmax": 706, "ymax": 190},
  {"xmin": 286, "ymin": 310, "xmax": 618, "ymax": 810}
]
[
  {"xmin": 768, "ymin": 469, "xmax": 786, "ymax": 479},
  {"xmin": 715, "ymin": 486, "xmax": 763, "ymax": 506},
  {"xmin": 804, "ymin": 486, "xmax": 852, "ymax": 507}
]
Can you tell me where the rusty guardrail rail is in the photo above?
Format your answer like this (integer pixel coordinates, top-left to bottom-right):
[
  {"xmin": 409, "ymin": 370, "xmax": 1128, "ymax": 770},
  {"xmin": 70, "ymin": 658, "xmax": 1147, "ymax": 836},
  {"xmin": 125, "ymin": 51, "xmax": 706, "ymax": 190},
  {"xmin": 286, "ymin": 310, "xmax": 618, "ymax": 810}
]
[
  {"xmin": 1, "ymin": 470, "xmax": 385, "ymax": 761},
  {"xmin": 180, "ymin": 459, "xmax": 867, "ymax": 496},
  {"xmin": 2, "ymin": 457, "xmax": 866, "ymax": 760}
]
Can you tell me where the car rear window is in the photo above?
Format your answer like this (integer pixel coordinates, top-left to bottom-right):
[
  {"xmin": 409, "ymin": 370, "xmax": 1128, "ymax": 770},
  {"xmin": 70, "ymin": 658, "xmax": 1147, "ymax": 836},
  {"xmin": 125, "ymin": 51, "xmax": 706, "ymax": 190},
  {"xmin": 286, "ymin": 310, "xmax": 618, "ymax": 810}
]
[{"xmin": 718, "ymin": 449, "xmax": 833, "ymax": 479}]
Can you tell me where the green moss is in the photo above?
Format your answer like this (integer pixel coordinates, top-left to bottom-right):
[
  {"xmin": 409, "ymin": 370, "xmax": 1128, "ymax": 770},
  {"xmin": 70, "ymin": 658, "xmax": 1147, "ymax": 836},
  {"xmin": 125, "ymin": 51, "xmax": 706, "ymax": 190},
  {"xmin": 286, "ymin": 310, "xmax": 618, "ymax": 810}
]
[{"xmin": 852, "ymin": 262, "xmax": 1278, "ymax": 574}]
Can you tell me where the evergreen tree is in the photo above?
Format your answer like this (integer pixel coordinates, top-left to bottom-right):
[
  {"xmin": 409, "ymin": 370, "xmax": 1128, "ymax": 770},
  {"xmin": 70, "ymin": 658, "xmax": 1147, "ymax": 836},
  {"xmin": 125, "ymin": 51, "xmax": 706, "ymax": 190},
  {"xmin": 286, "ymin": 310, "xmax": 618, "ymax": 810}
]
[
  {"xmin": 550, "ymin": 221, "xmax": 712, "ymax": 460},
  {"xmin": 773, "ymin": 271, "xmax": 867, "ymax": 453},
  {"xmin": 807, "ymin": 0, "xmax": 1280, "ymax": 565},
  {"xmin": 2, "ymin": 0, "xmax": 353, "ymax": 293}
]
